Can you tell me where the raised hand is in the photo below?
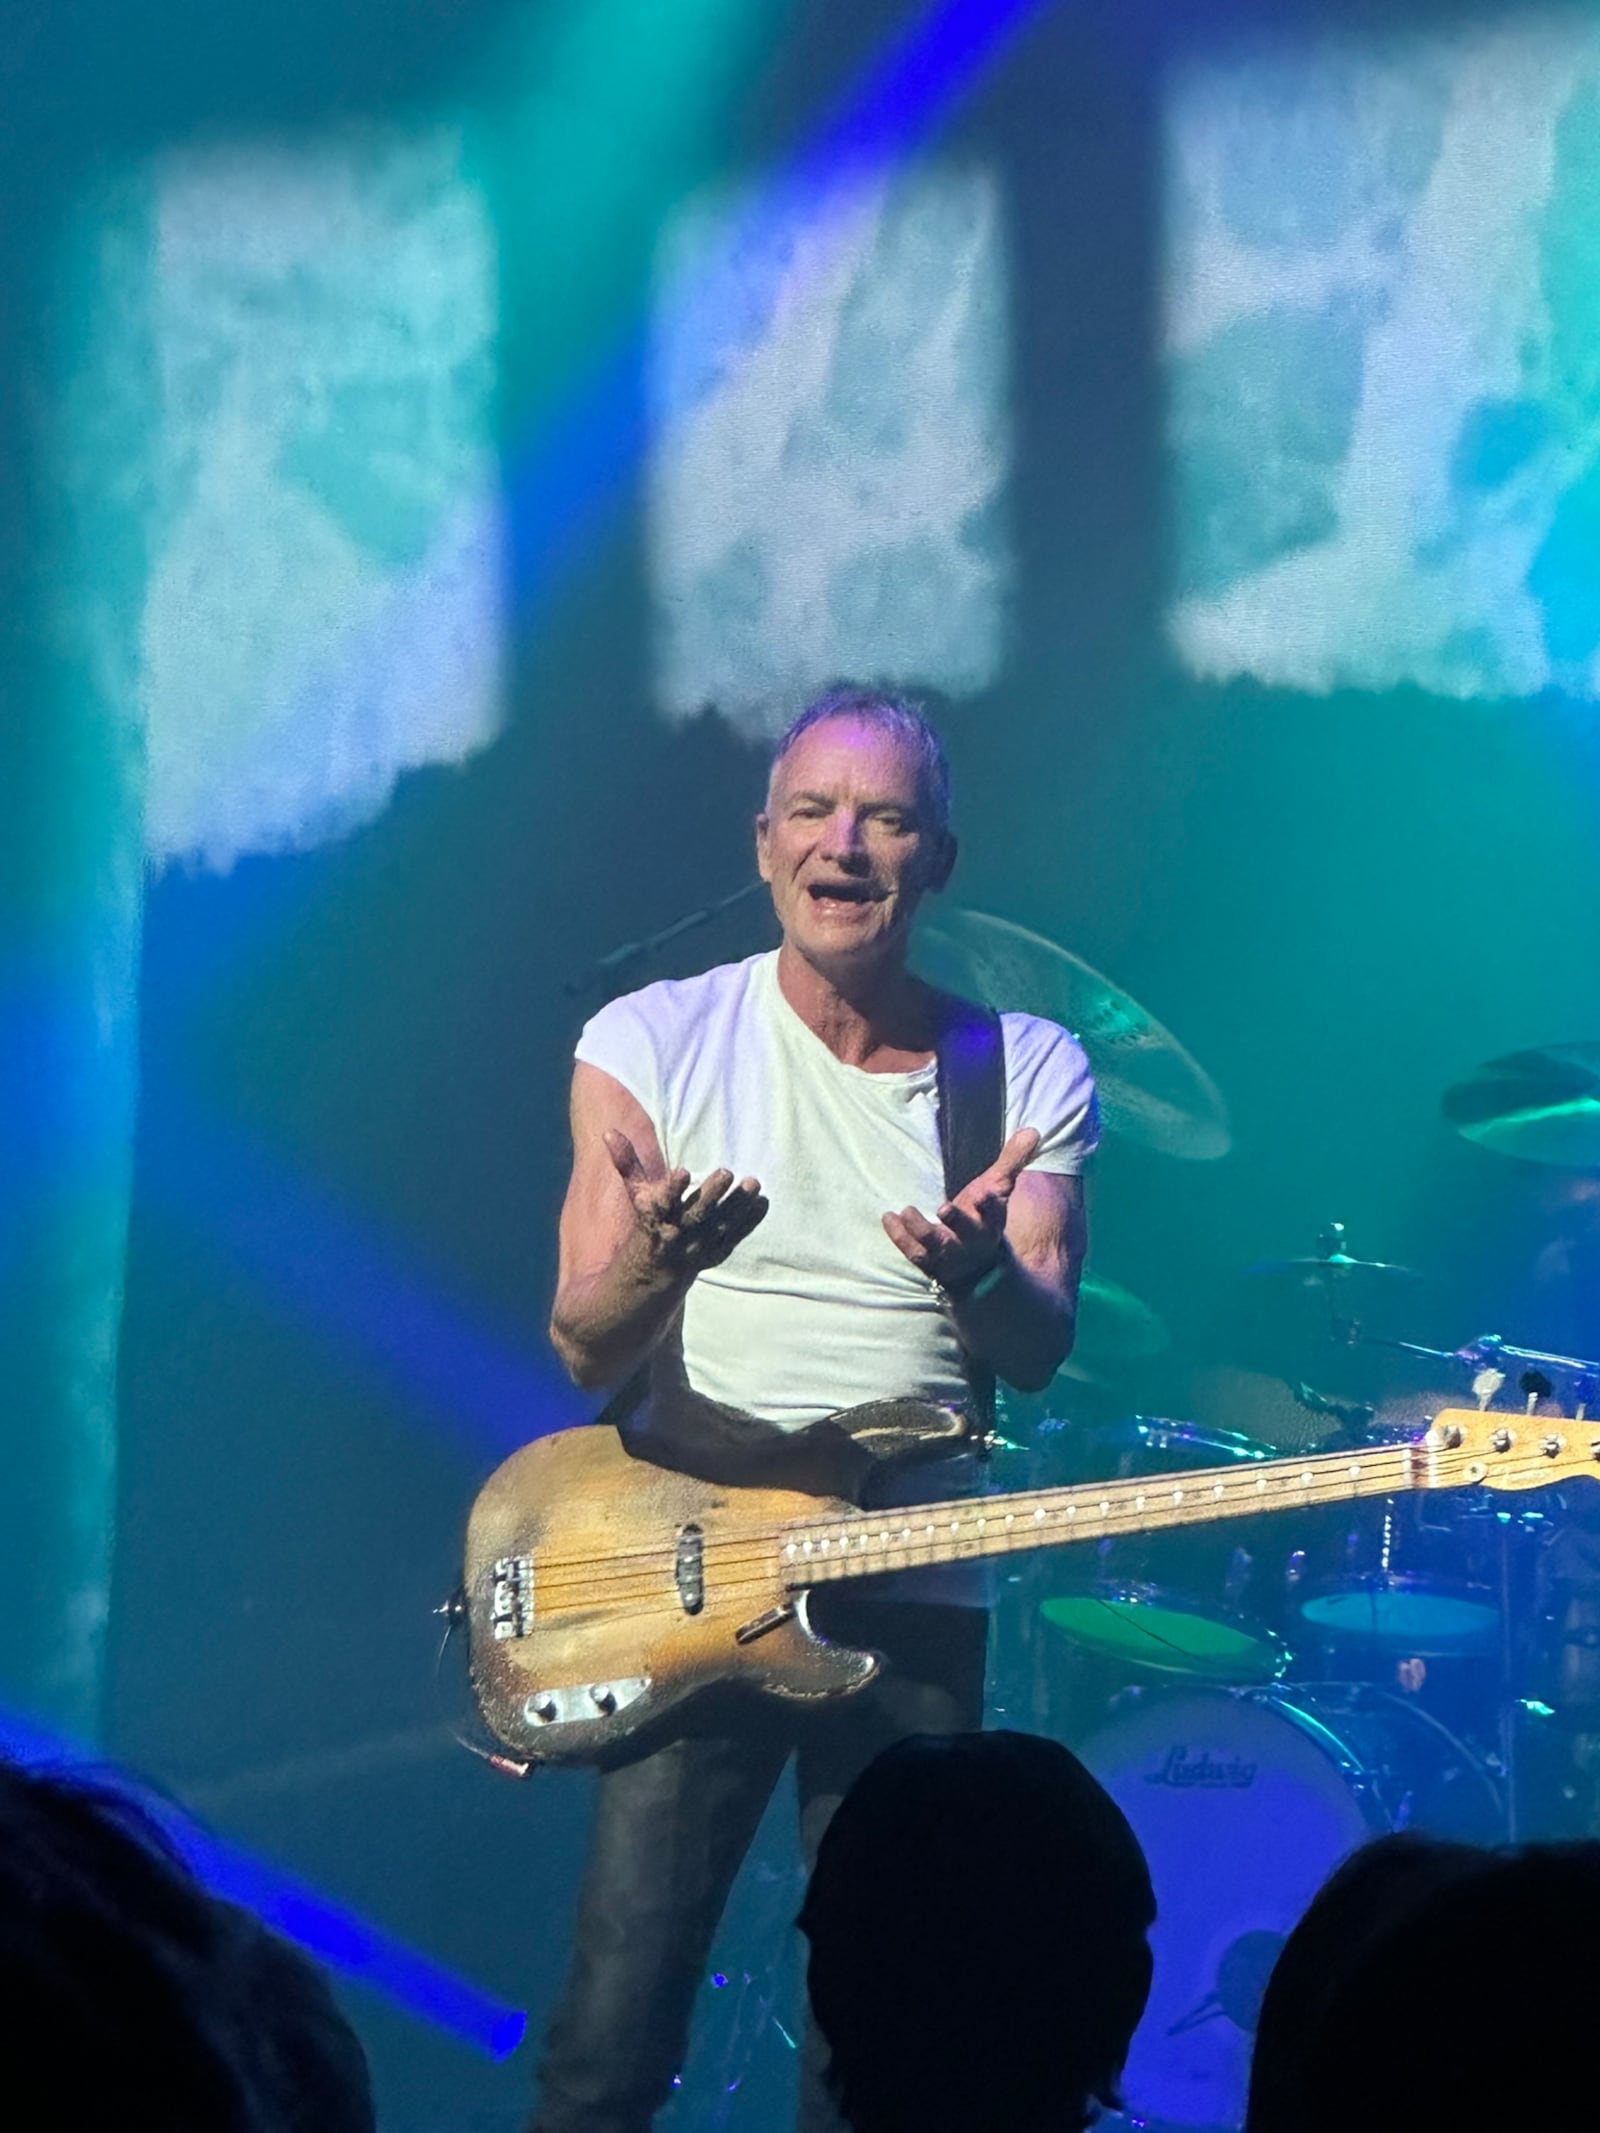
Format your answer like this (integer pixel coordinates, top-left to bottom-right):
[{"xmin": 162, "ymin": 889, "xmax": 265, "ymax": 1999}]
[
  {"xmin": 605, "ymin": 1129, "xmax": 769, "ymax": 1280},
  {"xmin": 882, "ymin": 1126, "xmax": 1041, "ymax": 1295}
]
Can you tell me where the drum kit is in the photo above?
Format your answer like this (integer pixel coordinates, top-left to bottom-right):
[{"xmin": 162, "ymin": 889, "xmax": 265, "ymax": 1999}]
[
  {"xmin": 992, "ymin": 1320, "xmax": 1599, "ymax": 2133},
  {"xmin": 921, "ymin": 920, "xmax": 1600, "ymax": 2132},
  {"xmin": 668, "ymin": 914, "xmax": 1600, "ymax": 2133}
]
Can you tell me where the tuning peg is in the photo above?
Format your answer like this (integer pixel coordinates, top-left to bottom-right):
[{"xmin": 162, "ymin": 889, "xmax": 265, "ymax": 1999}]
[
  {"xmin": 1472, "ymin": 1367, "xmax": 1506, "ymax": 1411},
  {"xmin": 1521, "ymin": 1369, "xmax": 1555, "ymax": 1415}
]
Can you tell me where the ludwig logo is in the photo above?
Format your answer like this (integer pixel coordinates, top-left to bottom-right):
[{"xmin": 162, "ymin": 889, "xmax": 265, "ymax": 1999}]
[{"xmin": 1145, "ymin": 1745, "xmax": 1257, "ymax": 1790}]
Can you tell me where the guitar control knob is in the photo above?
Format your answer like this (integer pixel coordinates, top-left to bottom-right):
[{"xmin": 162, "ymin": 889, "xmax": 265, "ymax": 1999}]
[
  {"xmin": 525, "ymin": 1695, "xmax": 560, "ymax": 1725},
  {"xmin": 589, "ymin": 1684, "xmax": 617, "ymax": 1715}
]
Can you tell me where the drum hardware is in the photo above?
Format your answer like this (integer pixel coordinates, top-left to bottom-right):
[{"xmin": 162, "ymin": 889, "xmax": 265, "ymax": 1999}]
[
  {"xmin": 1352, "ymin": 1331, "xmax": 1598, "ymax": 1415},
  {"xmin": 1287, "ymin": 1379, "xmax": 1375, "ymax": 1439},
  {"xmin": 1246, "ymin": 1220, "xmax": 1423, "ymax": 1362},
  {"xmin": 1254, "ymin": 1228, "xmax": 1600, "ymax": 1836}
]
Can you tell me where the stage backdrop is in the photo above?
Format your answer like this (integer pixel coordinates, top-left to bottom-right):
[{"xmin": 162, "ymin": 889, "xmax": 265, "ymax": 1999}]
[{"xmin": 5, "ymin": 0, "xmax": 1600, "ymax": 2124}]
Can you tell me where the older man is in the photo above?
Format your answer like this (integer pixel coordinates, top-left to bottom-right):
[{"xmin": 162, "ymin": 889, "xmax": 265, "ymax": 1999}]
[{"xmin": 532, "ymin": 688, "xmax": 1098, "ymax": 2133}]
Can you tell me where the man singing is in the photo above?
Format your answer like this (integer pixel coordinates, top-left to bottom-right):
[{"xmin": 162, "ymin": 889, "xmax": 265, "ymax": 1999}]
[{"xmin": 533, "ymin": 688, "xmax": 1098, "ymax": 2133}]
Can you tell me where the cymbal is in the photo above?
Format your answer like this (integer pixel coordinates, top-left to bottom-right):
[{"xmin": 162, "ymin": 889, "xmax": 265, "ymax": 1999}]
[
  {"xmin": 1071, "ymin": 1273, "xmax": 1170, "ymax": 1366},
  {"xmin": 1442, "ymin": 1042, "xmax": 1600, "ymax": 1168},
  {"xmin": 913, "ymin": 908, "xmax": 1230, "ymax": 1160},
  {"xmin": 1245, "ymin": 1252, "xmax": 1420, "ymax": 1285}
]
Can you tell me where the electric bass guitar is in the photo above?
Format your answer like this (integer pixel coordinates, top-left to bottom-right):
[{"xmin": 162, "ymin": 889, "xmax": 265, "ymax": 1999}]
[{"xmin": 464, "ymin": 1406, "xmax": 1593, "ymax": 1769}]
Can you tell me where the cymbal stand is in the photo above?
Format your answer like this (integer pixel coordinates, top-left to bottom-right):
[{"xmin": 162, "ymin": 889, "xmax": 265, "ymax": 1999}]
[{"xmin": 1327, "ymin": 1315, "xmax": 1600, "ymax": 1841}]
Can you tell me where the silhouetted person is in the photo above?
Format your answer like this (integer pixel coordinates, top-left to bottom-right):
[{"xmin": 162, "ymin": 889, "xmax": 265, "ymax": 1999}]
[
  {"xmin": 1245, "ymin": 1832, "xmax": 1489, "ymax": 2133},
  {"xmin": 0, "ymin": 1755, "xmax": 374, "ymax": 2132},
  {"xmin": 1252, "ymin": 1835, "xmax": 1600, "ymax": 2133},
  {"xmin": 799, "ymin": 1730, "xmax": 1155, "ymax": 2133}
]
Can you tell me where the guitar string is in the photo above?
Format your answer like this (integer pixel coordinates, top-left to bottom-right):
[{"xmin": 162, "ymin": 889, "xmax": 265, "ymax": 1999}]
[
  {"xmin": 491, "ymin": 1489, "xmax": 1483, "ymax": 1626},
  {"xmin": 517, "ymin": 1447, "xmax": 1446, "ymax": 1595},
  {"xmin": 516, "ymin": 1433, "xmax": 1425, "ymax": 1586},
  {"xmin": 510, "ymin": 1449, "xmax": 1500, "ymax": 1612},
  {"xmin": 515, "ymin": 1444, "xmax": 1427, "ymax": 1581},
  {"xmin": 497, "ymin": 1482, "xmax": 1535, "ymax": 1627}
]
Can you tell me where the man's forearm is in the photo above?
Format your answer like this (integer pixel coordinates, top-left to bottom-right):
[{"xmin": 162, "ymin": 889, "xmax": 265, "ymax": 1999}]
[
  {"xmin": 949, "ymin": 1249, "xmax": 1076, "ymax": 1394},
  {"xmin": 550, "ymin": 1248, "xmax": 692, "ymax": 1390}
]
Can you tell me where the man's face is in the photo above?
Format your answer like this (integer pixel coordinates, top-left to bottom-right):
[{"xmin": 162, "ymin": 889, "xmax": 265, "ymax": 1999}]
[{"xmin": 756, "ymin": 717, "xmax": 955, "ymax": 977}]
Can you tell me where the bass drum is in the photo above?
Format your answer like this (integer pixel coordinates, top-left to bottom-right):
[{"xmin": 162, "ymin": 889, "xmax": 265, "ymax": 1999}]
[{"xmin": 1075, "ymin": 1684, "xmax": 1501, "ymax": 2133}]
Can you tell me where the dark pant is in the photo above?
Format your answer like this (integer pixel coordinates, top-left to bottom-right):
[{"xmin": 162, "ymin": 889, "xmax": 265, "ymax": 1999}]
[{"xmin": 529, "ymin": 1595, "xmax": 988, "ymax": 2133}]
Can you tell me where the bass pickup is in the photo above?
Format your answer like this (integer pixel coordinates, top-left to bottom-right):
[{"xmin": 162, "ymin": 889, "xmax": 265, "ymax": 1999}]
[{"xmin": 490, "ymin": 1554, "xmax": 535, "ymax": 1640}]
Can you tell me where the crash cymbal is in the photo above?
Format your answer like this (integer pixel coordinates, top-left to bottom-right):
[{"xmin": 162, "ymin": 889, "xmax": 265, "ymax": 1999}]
[
  {"xmin": 1071, "ymin": 1273, "xmax": 1170, "ymax": 1367},
  {"xmin": 913, "ymin": 908, "xmax": 1230, "ymax": 1160},
  {"xmin": 1442, "ymin": 1042, "xmax": 1600, "ymax": 1168}
]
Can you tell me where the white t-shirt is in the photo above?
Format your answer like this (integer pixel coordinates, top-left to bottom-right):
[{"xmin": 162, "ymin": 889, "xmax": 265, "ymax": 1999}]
[{"xmin": 575, "ymin": 950, "xmax": 1098, "ymax": 1428}]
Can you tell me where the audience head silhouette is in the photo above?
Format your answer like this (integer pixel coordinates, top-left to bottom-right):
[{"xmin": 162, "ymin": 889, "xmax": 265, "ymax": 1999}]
[
  {"xmin": 1250, "ymin": 1833, "xmax": 1600, "ymax": 2133},
  {"xmin": 0, "ymin": 1754, "xmax": 373, "ymax": 2131},
  {"xmin": 800, "ymin": 1729, "xmax": 1155, "ymax": 2133},
  {"xmin": 1244, "ymin": 1831, "xmax": 1488, "ymax": 2133}
]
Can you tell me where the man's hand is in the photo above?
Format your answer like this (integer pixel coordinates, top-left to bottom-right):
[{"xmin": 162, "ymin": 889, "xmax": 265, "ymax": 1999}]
[
  {"xmin": 605, "ymin": 1129, "xmax": 769, "ymax": 1278},
  {"xmin": 882, "ymin": 1127, "xmax": 1041, "ymax": 1293}
]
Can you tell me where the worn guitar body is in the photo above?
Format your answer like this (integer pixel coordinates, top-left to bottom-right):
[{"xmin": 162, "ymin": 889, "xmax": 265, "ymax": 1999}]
[
  {"xmin": 466, "ymin": 1426, "xmax": 871, "ymax": 1768},
  {"xmin": 466, "ymin": 1405, "xmax": 1591, "ymax": 1769}
]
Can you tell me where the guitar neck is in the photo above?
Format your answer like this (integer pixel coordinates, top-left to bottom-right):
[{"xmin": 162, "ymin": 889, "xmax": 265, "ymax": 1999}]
[{"xmin": 778, "ymin": 1435, "xmax": 1450, "ymax": 1587}]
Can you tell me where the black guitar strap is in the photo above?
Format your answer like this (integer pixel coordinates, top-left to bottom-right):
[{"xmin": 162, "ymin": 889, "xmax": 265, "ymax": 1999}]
[{"xmin": 935, "ymin": 998, "xmax": 1007, "ymax": 1430}]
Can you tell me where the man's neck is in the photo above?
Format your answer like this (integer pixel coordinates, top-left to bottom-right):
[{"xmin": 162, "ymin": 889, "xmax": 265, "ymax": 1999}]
[{"xmin": 774, "ymin": 940, "xmax": 938, "ymax": 1072}]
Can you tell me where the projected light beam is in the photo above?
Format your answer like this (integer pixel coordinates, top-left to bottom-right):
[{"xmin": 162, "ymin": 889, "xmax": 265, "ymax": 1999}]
[
  {"xmin": 139, "ymin": 1073, "xmax": 569, "ymax": 1455},
  {"xmin": 130, "ymin": 0, "xmax": 1051, "ymax": 1449},
  {"xmin": 1166, "ymin": 11, "xmax": 1600, "ymax": 701},
  {"xmin": 508, "ymin": 0, "xmax": 1045, "ymax": 615},
  {"xmin": 0, "ymin": 1712, "xmax": 525, "ymax": 2060}
]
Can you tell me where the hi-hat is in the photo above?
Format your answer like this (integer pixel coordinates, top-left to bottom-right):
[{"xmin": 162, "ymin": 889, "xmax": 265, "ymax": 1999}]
[
  {"xmin": 1245, "ymin": 1252, "xmax": 1420, "ymax": 1286},
  {"xmin": 1245, "ymin": 1220, "xmax": 1418, "ymax": 1288},
  {"xmin": 914, "ymin": 908, "xmax": 1230, "ymax": 1160},
  {"xmin": 1442, "ymin": 1042, "xmax": 1600, "ymax": 1168}
]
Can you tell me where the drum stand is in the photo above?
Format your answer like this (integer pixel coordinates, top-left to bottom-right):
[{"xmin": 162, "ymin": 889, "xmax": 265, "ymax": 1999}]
[{"xmin": 1326, "ymin": 1306, "xmax": 1597, "ymax": 1844}]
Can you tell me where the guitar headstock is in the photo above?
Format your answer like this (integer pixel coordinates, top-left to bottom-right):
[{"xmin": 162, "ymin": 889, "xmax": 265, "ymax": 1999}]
[{"xmin": 1427, "ymin": 1408, "xmax": 1600, "ymax": 1491}]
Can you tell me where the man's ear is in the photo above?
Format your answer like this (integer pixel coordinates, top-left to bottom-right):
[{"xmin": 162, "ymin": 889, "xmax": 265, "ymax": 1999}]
[{"xmin": 755, "ymin": 811, "xmax": 773, "ymax": 883}]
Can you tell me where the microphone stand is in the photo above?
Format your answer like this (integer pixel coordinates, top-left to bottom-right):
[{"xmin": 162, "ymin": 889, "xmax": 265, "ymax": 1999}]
[{"xmin": 563, "ymin": 882, "xmax": 766, "ymax": 1000}]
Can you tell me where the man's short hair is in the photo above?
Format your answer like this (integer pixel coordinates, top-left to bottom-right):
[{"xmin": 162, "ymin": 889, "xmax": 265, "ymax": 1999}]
[{"xmin": 771, "ymin": 687, "xmax": 951, "ymax": 832}]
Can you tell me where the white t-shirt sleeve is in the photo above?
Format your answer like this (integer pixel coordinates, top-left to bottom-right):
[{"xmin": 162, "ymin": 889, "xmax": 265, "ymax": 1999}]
[
  {"xmin": 1002, "ymin": 1013, "xmax": 1100, "ymax": 1175},
  {"xmin": 574, "ymin": 988, "xmax": 666, "ymax": 1136}
]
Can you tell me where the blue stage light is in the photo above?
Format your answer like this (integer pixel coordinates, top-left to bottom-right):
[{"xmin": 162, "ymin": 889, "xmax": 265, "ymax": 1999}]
[{"xmin": 0, "ymin": 1712, "xmax": 526, "ymax": 2061}]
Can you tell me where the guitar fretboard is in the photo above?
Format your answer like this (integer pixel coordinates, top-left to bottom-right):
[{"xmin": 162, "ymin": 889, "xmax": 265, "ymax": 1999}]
[{"xmin": 775, "ymin": 1435, "xmax": 1461, "ymax": 1586}]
